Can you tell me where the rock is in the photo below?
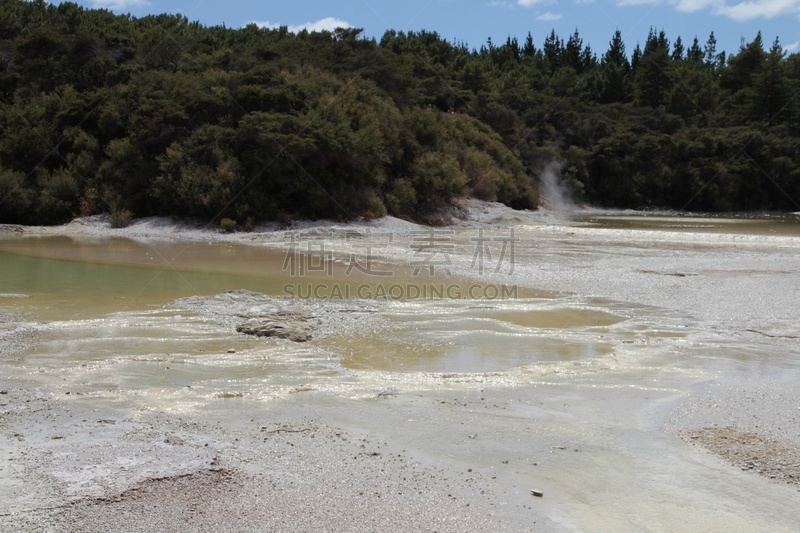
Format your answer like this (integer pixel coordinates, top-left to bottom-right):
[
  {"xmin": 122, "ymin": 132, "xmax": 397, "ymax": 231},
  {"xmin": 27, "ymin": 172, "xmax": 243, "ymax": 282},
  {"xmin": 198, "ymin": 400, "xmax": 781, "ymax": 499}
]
[
  {"xmin": 172, "ymin": 290, "xmax": 383, "ymax": 342},
  {"xmin": 236, "ymin": 312, "xmax": 314, "ymax": 342},
  {"xmin": 531, "ymin": 490, "xmax": 544, "ymax": 498}
]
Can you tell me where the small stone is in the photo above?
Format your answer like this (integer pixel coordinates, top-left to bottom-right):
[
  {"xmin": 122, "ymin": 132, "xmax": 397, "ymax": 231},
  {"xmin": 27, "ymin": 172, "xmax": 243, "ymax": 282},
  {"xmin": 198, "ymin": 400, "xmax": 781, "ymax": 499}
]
[
  {"xmin": 227, "ymin": 349, "xmax": 236, "ymax": 353},
  {"xmin": 531, "ymin": 490, "xmax": 544, "ymax": 498}
]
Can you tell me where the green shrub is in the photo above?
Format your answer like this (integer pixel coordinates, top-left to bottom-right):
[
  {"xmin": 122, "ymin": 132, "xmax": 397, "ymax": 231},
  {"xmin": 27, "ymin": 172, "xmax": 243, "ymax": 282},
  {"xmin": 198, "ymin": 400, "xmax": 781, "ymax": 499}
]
[
  {"xmin": 362, "ymin": 194, "xmax": 387, "ymax": 218},
  {"xmin": 384, "ymin": 178, "xmax": 417, "ymax": 216},
  {"xmin": 220, "ymin": 218, "xmax": 236, "ymax": 233},
  {"xmin": 0, "ymin": 168, "xmax": 33, "ymax": 224},
  {"xmin": 78, "ymin": 187, "xmax": 100, "ymax": 217},
  {"xmin": 109, "ymin": 209, "xmax": 133, "ymax": 228}
]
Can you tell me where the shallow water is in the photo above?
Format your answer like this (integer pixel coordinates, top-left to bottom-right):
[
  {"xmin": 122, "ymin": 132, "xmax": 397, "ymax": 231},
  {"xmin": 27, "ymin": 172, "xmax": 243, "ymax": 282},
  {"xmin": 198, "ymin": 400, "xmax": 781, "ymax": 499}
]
[
  {"xmin": 2, "ymin": 212, "xmax": 800, "ymax": 531},
  {"xmin": 0, "ymin": 238, "xmax": 287, "ymax": 319},
  {"xmin": 577, "ymin": 211, "xmax": 800, "ymax": 236}
]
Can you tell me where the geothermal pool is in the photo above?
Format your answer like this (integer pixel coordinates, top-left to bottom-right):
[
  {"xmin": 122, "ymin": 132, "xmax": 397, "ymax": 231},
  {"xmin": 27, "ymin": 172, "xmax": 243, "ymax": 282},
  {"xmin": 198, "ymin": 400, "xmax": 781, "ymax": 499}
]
[{"xmin": 1, "ymin": 210, "xmax": 800, "ymax": 531}]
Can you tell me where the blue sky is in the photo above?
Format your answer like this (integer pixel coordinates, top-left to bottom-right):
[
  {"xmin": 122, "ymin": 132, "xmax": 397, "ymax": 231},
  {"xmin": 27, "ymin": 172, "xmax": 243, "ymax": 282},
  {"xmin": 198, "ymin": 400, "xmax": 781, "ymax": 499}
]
[{"xmin": 68, "ymin": 1, "xmax": 800, "ymax": 57}]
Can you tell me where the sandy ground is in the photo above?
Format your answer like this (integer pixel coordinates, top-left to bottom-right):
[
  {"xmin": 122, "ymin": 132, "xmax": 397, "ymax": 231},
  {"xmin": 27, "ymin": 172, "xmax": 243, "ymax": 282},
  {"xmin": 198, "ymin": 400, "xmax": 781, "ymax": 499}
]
[
  {"xmin": 3, "ymin": 203, "xmax": 800, "ymax": 531},
  {"xmin": 0, "ymin": 395, "xmax": 522, "ymax": 532}
]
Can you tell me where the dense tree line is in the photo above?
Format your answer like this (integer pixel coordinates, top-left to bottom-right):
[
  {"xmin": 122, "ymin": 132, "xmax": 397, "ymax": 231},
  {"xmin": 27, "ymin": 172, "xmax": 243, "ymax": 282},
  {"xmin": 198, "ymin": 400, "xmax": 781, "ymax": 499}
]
[{"xmin": 1, "ymin": 0, "xmax": 799, "ymax": 226}]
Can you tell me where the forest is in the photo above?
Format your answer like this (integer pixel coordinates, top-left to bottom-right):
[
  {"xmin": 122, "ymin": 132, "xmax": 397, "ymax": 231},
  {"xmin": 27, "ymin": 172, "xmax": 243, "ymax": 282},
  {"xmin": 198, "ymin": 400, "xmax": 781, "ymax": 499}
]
[{"xmin": 1, "ymin": 0, "xmax": 799, "ymax": 227}]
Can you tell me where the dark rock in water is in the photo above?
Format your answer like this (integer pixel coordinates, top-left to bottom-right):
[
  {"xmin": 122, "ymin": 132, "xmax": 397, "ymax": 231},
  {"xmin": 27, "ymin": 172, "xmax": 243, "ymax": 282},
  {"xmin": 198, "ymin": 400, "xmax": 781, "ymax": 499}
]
[
  {"xmin": 236, "ymin": 311, "xmax": 314, "ymax": 342},
  {"xmin": 172, "ymin": 289, "xmax": 384, "ymax": 343}
]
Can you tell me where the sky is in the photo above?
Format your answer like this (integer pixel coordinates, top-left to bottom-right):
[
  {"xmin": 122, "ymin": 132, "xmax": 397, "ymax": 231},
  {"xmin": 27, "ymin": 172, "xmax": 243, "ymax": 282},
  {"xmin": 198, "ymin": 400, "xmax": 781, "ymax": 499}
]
[{"xmin": 65, "ymin": 1, "xmax": 800, "ymax": 57}]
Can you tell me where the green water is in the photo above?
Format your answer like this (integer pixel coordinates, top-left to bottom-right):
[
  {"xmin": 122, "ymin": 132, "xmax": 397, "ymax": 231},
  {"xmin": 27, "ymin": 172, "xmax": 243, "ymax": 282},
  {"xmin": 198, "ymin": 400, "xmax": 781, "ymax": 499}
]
[
  {"xmin": 0, "ymin": 235, "xmax": 534, "ymax": 320},
  {"xmin": 0, "ymin": 238, "xmax": 291, "ymax": 319}
]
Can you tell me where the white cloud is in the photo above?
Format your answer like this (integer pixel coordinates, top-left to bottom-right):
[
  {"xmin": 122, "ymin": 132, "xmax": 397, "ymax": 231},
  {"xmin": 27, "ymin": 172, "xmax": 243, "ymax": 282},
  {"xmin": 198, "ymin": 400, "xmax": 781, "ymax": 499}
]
[
  {"xmin": 518, "ymin": 0, "xmax": 552, "ymax": 7},
  {"xmin": 615, "ymin": 0, "xmax": 660, "ymax": 5},
  {"xmin": 90, "ymin": 0, "xmax": 149, "ymax": 9},
  {"xmin": 537, "ymin": 10, "xmax": 564, "ymax": 19},
  {"xmin": 672, "ymin": 0, "xmax": 718, "ymax": 11},
  {"xmin": 714, "ymin": 0, "xmax": 799, "ymax": 21},
  {"xmin": 615, "ymin": 0, "xmax": 800, "ymax": 21},
  {"xmin": 785, "ymin": 40, "xmax": 800, "ymax": 51},
  {"xmin": 251, "ymin": 17, "xmax": 352, "ymax": 34}
]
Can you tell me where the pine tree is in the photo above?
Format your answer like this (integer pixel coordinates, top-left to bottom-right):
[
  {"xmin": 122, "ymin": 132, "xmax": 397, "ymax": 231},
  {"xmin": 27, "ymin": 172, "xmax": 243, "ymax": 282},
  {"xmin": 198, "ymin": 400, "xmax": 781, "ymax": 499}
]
[
  {"xmin": 687, "ymin": 37, "xmax": 704, "ymax": 62},
  {"xmin": 597, "ymin": 30, "xmax": 631, "ymax": 103},
  {"xmin": 672, "ymin": 36, "xmax": 684, "ymax": 61},
  {"xmin": 634, "ymin": 29, "xmax": 672, "ymax": 107}
]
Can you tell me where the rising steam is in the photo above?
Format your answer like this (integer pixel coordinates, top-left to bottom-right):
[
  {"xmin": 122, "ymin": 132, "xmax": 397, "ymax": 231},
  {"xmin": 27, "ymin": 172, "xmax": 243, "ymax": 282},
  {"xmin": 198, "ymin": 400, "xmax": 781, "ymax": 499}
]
[{"xmin": 537, "ymin": 162, "xmax": 577, "ymax": 212}]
